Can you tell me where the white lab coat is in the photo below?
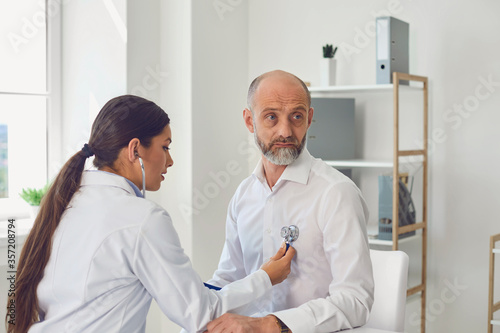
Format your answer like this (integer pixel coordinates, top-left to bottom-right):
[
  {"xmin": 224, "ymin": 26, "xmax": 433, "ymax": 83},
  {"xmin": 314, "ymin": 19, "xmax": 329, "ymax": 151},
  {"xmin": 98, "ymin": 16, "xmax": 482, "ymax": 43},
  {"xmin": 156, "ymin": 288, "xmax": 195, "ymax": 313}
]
[{"xmin": 29, "ymin": 170, "xmax": 272, "ymax": 333}]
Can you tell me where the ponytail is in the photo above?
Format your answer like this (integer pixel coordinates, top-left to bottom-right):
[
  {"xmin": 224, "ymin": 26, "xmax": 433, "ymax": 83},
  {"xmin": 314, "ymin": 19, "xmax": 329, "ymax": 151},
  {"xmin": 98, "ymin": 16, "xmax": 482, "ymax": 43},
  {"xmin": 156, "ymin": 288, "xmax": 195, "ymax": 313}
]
[{"xmin": 6, "ymin": 149, "xmax": 89, "ymax": 333}]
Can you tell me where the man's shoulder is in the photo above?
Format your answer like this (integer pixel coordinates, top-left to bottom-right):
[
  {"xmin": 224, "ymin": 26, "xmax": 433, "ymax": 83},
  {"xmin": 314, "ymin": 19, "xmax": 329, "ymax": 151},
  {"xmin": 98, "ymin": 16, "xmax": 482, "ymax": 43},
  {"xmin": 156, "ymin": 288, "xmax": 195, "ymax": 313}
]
[
  {"xmin": 233, "ymin": 173, "xmax": 260, "ymax": 197},
  {"xmin": 226, "ymin": 174, "xmax": 265, "ymax": 215},
  {"xmin": 308, "ymin": 155, "xmax": 355, "ymax": 187}
]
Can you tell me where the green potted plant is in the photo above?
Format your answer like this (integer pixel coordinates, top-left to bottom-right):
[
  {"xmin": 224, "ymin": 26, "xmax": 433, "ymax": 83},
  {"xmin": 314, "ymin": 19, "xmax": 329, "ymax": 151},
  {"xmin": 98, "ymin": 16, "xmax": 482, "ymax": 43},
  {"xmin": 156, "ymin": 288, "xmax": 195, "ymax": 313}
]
[
  {"xmin": 322, "ymin": 44, "xmax": 338, "ymax": 58},
  {"xmin": 320, "ymin": 43, "xmax": 338, "ymax": 86},
  {"xmin": 19, "ymin": 185, "xmax": 48, "ymax": 218}
]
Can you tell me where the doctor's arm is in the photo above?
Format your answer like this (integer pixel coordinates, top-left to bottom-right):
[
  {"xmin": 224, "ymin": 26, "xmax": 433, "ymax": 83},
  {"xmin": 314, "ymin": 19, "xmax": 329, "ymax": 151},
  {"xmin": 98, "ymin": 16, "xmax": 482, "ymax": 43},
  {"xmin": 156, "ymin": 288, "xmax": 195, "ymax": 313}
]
[{"xmin": 133, "ymin": 207, "xmax": 293, "ymax": 333}]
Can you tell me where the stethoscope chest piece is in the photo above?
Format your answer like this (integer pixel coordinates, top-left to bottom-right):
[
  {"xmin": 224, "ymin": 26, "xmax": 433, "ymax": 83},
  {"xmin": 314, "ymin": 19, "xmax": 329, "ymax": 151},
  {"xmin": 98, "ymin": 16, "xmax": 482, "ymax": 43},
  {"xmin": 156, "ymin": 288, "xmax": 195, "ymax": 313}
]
[{"xmin": 281, "ymin": 225, "xmax": 299, "ymax": 246}]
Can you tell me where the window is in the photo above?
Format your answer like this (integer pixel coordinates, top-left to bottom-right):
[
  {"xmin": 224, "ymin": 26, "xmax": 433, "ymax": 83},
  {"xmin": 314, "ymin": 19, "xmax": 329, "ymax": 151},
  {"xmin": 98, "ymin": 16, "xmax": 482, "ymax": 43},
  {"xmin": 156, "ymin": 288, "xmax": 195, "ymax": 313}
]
[
  {"xmin": 0, "ymin": 0, "xmax": 58, "ymax": 212},
  {"xmin": 0, "ymin": 95, "xmax": 48, "ymax": 198}
]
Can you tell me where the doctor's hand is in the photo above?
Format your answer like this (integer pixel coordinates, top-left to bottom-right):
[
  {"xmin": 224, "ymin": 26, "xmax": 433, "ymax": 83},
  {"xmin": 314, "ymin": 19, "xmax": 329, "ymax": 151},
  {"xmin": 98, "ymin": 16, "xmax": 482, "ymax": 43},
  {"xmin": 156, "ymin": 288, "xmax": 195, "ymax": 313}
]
[{"xmin": 260, "ymin": 243, "xmax": 296, "ymax": 285}]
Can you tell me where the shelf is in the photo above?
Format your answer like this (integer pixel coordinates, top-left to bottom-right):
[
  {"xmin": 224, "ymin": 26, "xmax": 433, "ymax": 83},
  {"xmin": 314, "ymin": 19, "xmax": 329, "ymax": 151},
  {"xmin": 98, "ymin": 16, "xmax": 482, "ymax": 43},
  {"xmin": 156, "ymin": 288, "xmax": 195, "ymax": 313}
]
[
  {"xmin": 325, "ymin": 159, "xmax": 393, "ymax": 168},
  {"xmin": 308, "ymin": 83, "xmax": 423, "ymax": 93},
  {"xmin": 493, "ymin": 249, "xmax": 500, "ymax": 254},
  {"xmin": 491, "ymin": 320, "xmax": 500, "ymax": 326},
  {"xmin": 325, "ymin": 156, "xmax": 424, "ymax": 169}
]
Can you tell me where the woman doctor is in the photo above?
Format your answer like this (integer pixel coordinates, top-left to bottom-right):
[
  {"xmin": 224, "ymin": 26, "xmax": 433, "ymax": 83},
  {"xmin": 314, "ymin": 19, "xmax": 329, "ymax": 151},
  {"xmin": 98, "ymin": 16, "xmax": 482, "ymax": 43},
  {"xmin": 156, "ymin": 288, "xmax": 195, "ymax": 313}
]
[{"xmin": 8, "ymin": 95, "xmax": 295, "ymax": 333}]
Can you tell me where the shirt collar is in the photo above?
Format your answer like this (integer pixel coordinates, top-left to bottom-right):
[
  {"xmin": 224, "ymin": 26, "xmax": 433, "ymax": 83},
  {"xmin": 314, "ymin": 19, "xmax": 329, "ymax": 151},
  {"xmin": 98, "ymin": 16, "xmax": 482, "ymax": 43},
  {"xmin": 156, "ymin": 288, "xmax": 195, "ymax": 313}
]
[
  {"xmin": 252, "ymin": 148, "xmax": 313, "ymax": 186},
  {"xmin": 80, "ymin": 170, "xmax": 144, "ymax": 198}
]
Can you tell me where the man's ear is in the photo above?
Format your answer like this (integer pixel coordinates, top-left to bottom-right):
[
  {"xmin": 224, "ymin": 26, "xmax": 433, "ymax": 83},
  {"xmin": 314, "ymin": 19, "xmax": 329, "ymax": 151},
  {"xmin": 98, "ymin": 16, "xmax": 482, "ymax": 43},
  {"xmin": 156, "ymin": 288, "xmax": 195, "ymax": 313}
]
[
  {"xmin": 243, "ymin": 108, "xmax": 255, "ymax": 133},
  {"xmin": 307, "ymin": 107, "xmax": 314, "ymax": 129},
  {"xmin": 127, "ymin": 138, "xmax": 141, "ymax": 162}
]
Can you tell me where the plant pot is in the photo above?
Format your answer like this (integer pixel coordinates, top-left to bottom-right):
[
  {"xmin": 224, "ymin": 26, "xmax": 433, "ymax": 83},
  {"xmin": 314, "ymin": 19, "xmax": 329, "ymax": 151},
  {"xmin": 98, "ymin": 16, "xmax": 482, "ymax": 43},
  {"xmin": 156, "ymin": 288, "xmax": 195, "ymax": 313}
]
[
  {"xmin": 30, "ymin": 205, "xmax": 40, "ymax": 219},
  {"xmin": 319, "ymin": 58, "xmax": 337, "ymax": 86}
]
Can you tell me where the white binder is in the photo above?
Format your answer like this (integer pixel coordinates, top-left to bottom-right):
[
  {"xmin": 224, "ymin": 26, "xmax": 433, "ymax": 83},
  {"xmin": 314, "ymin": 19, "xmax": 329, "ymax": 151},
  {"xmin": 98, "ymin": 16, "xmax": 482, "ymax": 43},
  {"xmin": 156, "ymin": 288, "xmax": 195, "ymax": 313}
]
[{"xmin": 376, "ymin": 16, "xmax": 409, "ymax": 85}]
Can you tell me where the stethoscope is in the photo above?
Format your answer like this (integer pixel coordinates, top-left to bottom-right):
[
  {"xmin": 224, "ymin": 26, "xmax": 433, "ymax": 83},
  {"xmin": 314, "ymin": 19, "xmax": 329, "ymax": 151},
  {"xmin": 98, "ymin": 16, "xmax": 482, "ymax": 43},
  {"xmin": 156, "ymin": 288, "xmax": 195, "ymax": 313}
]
[
  {"xmin": 139, "ymin": 157, "xmax": 146, "ymax": 198},
  {"xmin": 203, "ymin": 225, "xmax": 300, "ymax": 291},
  {"xmin": 281, "ymin": 225, "xmax": 299, "ymax": 252},
  {"xmin": 137, "ymin": 155, "xmax": 146, "ymax": 198}
]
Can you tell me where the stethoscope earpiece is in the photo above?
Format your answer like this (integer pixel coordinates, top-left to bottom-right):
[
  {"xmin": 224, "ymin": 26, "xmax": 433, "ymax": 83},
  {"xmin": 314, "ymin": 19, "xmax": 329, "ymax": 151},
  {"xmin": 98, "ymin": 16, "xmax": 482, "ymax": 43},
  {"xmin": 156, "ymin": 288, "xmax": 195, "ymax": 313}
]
[{"xmin": 138, "ymin": 156, "xmax": 146, "ymax": 198}]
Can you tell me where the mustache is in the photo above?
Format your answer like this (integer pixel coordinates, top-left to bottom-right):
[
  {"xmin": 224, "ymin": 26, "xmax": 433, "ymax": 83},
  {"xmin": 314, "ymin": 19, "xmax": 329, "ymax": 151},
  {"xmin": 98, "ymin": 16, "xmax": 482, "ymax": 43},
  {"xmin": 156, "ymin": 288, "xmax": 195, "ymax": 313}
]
[{"xmin": 269, "ymin": 136, "xmax": 299, "ymax": 145}]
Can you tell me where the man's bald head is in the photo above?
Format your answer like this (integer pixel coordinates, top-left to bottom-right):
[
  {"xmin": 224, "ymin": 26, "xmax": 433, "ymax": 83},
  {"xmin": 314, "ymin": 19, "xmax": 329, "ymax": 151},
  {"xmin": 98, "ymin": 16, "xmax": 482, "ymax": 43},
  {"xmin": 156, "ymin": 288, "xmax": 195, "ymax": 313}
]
[{"xmin": 246, "ymin": 70, "xmax": 311, "ymax": 112}]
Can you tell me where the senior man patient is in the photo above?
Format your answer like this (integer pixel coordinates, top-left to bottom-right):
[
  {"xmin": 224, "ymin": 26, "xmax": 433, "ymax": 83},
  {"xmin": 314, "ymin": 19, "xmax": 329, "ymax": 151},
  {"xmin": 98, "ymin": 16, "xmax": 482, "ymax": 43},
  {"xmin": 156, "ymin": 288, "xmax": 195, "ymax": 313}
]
[{"xmin": 201, "ymin": 70, "xmax": 374, "ymax": 333}]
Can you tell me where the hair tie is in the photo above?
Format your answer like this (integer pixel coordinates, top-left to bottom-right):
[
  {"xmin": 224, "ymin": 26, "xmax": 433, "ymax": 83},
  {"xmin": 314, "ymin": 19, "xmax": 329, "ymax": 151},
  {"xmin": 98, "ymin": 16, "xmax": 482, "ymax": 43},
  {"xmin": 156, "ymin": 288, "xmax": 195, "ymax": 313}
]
[{"xmin": 81, "ymin": 143, "xmax": 94, "ymax": 158}]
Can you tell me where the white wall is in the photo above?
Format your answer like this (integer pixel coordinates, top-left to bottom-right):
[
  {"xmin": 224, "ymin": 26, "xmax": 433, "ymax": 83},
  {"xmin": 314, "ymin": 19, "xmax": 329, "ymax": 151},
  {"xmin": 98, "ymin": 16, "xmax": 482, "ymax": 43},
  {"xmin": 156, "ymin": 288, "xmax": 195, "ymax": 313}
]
[
  {"xmin": 190, "ymin": 0, "xmax": 250, "ymax": 281},
  {"xmin": 61, "ymin": 0, "xmax": 127, "ymax": 161},
  {"xmin": 248, "ymin": 1, "xmax": 500, "ymax": 332}
]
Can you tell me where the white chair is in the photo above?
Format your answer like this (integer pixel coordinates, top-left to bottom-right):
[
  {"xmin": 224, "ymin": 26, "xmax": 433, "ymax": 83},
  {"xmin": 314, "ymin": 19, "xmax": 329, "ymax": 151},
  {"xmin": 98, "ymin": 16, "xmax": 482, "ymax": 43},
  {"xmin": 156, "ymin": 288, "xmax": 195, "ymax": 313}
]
[{"xmin": 365, "ymin": 249, "xmax": 409, "ymax": 333}]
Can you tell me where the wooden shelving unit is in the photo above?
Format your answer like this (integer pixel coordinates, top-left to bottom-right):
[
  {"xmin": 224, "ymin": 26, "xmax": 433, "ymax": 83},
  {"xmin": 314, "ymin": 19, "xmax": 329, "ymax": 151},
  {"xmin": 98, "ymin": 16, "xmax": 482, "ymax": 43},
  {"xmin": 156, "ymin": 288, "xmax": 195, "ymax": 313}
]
[
  {"xmin": 393, "ymin": 73, "xmax": 428, "ymax": 333},
  {"xmin": 488, "ymin": 233, "xmax": 500, "ymax": 333},
  {"xmin": 309, "ymin": 72, "xmax": 429, "ymax": 333}
]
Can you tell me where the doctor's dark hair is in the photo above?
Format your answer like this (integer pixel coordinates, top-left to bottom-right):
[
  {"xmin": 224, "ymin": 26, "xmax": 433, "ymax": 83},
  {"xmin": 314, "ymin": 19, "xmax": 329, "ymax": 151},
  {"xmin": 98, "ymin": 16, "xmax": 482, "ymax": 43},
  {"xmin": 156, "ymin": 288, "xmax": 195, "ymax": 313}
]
[{"xmin": 7, "ymin": 95, "xmax": 170, "ymax": 333}]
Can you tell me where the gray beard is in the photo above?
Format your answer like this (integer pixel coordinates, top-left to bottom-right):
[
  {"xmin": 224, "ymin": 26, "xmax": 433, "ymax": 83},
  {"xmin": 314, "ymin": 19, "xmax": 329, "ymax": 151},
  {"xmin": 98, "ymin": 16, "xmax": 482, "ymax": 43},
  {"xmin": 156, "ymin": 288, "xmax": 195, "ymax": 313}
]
[{"xmin": 253, "ymin": 130, "xmax": 306, "ymax": 166}]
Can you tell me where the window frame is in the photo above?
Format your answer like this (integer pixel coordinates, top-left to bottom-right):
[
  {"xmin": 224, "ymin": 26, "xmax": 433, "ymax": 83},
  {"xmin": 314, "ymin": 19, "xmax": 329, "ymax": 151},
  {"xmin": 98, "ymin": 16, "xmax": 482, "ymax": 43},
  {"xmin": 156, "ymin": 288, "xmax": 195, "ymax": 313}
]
[{"xmin": 0, "ymin": 0, "xmax": 61, "ymax": 218}]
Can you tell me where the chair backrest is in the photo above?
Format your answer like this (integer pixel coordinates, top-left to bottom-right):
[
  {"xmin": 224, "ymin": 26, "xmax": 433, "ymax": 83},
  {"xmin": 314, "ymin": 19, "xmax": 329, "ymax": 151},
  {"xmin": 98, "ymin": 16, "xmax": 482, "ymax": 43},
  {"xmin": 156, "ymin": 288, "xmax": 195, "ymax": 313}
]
[{"xmin": 365, "ymin": 249, "xmax": 409, "ymax": 332}]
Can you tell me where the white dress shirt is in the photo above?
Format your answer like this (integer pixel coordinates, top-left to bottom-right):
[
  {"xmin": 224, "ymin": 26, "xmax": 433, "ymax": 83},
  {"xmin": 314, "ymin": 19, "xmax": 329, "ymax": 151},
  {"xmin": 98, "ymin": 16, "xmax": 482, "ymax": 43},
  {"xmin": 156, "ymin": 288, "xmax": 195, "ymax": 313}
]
[
  {"xmin": 209, "ymin": 149, "xmax": 374, "ymax": 333},
  {"xmin": 30, "ymin": 170, "xmax": 272, "ymax": 333}
]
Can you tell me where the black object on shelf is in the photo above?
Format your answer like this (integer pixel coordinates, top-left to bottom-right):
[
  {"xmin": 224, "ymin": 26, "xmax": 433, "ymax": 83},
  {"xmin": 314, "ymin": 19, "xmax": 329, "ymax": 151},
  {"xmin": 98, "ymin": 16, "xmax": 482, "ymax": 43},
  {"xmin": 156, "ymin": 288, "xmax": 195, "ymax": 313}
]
[{"xmin": 378, "ymin": 175, "xmax": 416, "ymax": 240}]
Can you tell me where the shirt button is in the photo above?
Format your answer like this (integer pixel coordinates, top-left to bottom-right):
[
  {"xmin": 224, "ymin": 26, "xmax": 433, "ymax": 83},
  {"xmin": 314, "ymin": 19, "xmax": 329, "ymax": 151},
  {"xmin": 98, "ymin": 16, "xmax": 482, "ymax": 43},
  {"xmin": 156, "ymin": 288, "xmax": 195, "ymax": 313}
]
[{"xmin": 266, "ymin": 228, "xmax": 271, "ymax": 234}]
